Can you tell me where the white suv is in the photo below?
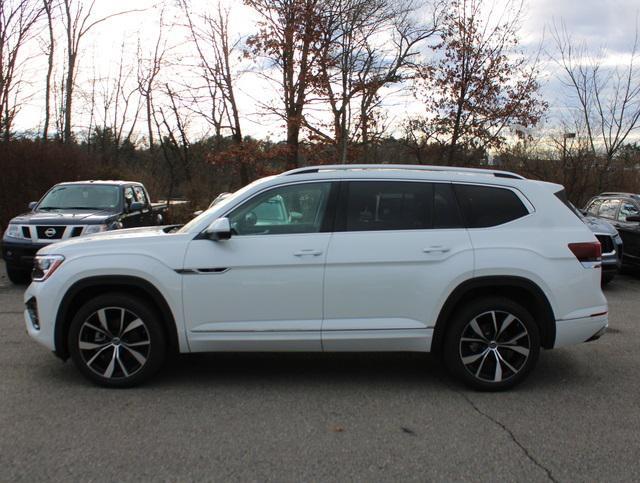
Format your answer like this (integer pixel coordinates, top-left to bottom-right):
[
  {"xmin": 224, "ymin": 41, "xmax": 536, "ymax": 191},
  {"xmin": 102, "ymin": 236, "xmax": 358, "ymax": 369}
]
[{"xmin": 24, "ymin": 165, "xmax": 608, "ymax": 390}]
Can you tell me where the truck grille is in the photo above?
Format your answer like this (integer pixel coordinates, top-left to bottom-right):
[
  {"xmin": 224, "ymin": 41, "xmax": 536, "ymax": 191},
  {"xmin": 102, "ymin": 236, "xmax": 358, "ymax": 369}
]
[
  {"xmin": 595, "ymin": 234, "xmax": 614, "ymax": 254},
  {"xmin": 36, "ymin": 226, "xmax": 65, "ymax": 239}
]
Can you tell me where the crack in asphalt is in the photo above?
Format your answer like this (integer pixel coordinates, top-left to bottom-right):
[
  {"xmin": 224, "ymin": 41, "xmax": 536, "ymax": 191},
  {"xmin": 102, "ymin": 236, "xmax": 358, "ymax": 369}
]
[{"xmin": 458, "ymin": 390, "xmax": 558, "ymax": 483}]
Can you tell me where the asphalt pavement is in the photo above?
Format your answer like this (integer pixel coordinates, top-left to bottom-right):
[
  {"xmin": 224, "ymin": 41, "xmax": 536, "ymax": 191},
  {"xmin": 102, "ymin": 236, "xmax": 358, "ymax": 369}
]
[{"xmin": 1, "ymin": 264, "xmax": 639, "ymax": 482}]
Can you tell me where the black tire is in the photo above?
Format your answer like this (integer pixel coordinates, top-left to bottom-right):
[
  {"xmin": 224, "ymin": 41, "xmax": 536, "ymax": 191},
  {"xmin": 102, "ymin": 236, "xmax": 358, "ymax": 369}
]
[
  {"xmin": 68, "ymin": 293, "xmax": 166, "ymax": 388},
  {"xmin": 443, "ymin": 297, "xmax": 540, "ymax": 391},
  {"xmin": 601, "ymin": 273, "xmax": 615, "ymax": 286},
  {"xmin": 6, "ymin": 266, "xmax": 31, "ymax": 285}
]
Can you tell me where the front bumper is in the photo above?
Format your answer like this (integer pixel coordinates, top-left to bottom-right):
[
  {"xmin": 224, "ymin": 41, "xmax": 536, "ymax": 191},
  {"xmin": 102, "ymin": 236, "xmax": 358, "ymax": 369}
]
[
  {"xmin": 24, "ymin": 283, "xmax": 57, "ymax": 352},
  {"xmin": 554, "ymin": 313, "xmax": 608, "ymax": 348},
  {"xmin": 2, "ymin": 239, "xmax": 49, "ymax": 270}
]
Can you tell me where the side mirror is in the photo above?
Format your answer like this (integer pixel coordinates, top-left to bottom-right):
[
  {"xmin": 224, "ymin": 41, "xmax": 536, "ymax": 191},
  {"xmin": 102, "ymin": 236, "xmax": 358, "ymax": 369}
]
[
  {"xmin": 626, "ymin": 215, "xmax": 640, "ymax": 222},
  {"xmin": 28, "ymin": 201, "xmax": 37, "ymax": 210},
  {"xmin": 129, "ymin": 201, "xmax": 144, "ymax": 212},
  {"xmin": 193, "ymin": 210, "xmax": 204, "ymax": 217},
  {"xmin": 205, "ymin": 217, "xmax": 232, "ymax": 241}
]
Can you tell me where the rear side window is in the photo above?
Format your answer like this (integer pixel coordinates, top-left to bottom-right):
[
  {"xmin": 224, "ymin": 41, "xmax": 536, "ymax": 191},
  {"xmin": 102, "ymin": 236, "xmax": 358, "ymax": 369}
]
[
  {"xmin": 454, "ymin": 184, "xmax": 529, "ymax": 228},
  {"xmin": 344, "ymin": 181, "xmax": 433, "ymax": 231}
]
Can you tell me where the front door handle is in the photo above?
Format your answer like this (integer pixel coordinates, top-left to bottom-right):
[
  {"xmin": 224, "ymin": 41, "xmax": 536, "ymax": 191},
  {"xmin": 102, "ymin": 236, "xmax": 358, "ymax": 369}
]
[
  {"xmin": 294, "ymin": 249, "xmax": 323, "ymax": 257},
  {"xmin": 423, "ymin": 245, "xmax": 451, "ymax": 254}
]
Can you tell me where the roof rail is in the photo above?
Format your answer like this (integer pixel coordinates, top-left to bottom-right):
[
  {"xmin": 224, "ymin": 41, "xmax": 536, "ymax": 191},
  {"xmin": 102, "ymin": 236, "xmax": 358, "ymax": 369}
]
[
  {"xmin": 282, "ymin": 164, "xmax": 525, "ymax": 180},
  {"xmin": 600, "ymin": 192, "xmax": 639, "ymax": 197}
]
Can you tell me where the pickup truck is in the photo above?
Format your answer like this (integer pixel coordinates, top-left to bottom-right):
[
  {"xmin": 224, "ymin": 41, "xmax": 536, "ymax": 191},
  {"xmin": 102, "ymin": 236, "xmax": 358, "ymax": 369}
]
[{"xmin": 2, "ymin": 180, "xmax": 167, "ymax": 283}]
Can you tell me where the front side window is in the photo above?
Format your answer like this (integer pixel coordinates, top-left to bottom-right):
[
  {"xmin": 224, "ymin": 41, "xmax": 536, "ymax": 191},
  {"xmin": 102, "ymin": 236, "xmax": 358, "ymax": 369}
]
[
  {"xmin": 586, "ymin": 199, "xmax": 603, "ymax": 216},
  {"xmin": 598, "ymin": 199, "xmax": 620, "ymax": 219},
  {"xmin": 618, "ymin": 201, "xmax": 639, "ymax": 221},
  {"xmin": 228, "ymin": 182, "xmax": 332, "ymax": 235},
  {"xmin": 453, "ymin": 184, "xmax": 529, "ymax": 228}
]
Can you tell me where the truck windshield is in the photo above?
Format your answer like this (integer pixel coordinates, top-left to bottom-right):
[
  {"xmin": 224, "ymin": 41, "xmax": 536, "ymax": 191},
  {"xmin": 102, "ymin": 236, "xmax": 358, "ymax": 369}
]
[{"xmin": 38, "ymin": 185, "xmax": 121, "ymax": 210}]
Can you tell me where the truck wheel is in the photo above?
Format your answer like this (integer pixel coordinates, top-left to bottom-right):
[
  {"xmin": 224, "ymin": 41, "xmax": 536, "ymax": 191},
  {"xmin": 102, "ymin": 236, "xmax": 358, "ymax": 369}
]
[
  {"xmin": 6, "ymin": 266, "xmax": 31, "ymax": 284},
  {"xmin": 68, "ymin": 293, "xmax": 166, "ymax": 388},
  {"xmin": 443, "ymin": 297, "xmax": 540, "ymax": 391}
]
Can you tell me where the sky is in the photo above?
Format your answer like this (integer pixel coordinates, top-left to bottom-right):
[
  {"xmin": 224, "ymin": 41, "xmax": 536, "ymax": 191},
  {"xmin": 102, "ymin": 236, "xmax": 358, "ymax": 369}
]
[{"xmin": 12, "ymin": 0, "xmax": 640, "ymax": 144}]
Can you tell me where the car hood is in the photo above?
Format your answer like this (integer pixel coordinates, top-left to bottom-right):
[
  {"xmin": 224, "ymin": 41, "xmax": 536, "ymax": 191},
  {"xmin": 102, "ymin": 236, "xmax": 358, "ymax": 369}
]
[
  {"xmin": 583, "ymin": 215, "xmax": 619, "ymax": 236},
  {"xmin": 10, "ymin": 209, "xmax": 119, "ymax": 225}
]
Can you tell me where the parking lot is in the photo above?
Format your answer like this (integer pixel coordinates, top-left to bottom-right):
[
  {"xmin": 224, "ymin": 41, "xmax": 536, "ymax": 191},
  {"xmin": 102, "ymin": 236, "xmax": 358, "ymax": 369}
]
[{"xmin": 1, "ymin": 265, "xmax": 639, "ymax": 482}]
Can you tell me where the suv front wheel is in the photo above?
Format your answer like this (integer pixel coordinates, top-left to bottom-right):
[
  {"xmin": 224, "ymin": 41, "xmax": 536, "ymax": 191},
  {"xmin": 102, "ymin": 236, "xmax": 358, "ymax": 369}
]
[
  {"xmin": 68, "ymin": 293, "xmax": 166, "ymax": 387},
  {"xmin": 444, "ymin": 297, "xmax": 540, "ymax": 391}
]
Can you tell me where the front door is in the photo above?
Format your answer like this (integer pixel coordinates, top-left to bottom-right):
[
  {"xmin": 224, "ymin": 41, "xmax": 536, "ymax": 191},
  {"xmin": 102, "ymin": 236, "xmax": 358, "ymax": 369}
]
[
  {"xmin": 182, "ymin": 181, "xmax": 336, "ymax": 352},
  {"xmin": 322, "ymin": 180, "xmax": 474, "ymax": 351}
]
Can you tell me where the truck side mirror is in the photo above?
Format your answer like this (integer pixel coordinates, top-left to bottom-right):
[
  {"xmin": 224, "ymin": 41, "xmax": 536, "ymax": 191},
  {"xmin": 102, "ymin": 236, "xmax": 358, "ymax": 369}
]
[
  {"xmin": 205, "ymin": 217, "xmax": 232, "ymax": 241},
  {"xmin": 28, "ymin": 201, "xmax": 37, "ymax": 210}
]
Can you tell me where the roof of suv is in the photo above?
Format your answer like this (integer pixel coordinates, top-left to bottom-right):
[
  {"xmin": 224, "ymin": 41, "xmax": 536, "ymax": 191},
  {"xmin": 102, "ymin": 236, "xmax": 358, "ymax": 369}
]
[{"xmin": 282, "ymin": 164, "xmax": 525, "ymax": 180}]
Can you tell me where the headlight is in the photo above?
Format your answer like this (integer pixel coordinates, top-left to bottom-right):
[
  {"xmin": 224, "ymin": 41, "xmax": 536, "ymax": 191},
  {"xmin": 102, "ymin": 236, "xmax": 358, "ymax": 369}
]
[
  {"xmin": 32, "ymin": 255, "xmax": 65, "ymax": 282},
  {"xmin": 4, "ymin": 224, "xmax": 28, "ymax": 240},
  {"xmin": 82, "ymin": 224, "xmax": 108, "ymax": 235}
]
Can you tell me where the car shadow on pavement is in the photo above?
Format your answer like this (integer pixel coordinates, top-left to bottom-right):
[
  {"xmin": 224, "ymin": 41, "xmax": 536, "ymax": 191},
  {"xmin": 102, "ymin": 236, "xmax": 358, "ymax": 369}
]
[{"xmin": 157, "ymin": 352, "xmax": 448, "ymax": 389}]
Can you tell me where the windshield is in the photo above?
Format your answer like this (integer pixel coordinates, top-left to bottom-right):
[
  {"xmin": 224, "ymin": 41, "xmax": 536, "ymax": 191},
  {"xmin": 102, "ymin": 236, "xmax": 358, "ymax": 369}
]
[{"xmin": 38, "ymin": 185, "xmax": 121, "ymax": 210}]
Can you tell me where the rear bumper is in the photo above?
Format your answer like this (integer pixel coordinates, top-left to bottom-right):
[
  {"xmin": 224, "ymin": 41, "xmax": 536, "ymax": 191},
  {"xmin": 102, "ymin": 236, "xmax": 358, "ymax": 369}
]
[
  {"xmin": 554, "ymin": 314, "xmax": 608, "ymax": 348},
  {"xmin": 1, "ymin": 239, "xmax": 49, "ymax": 271}
]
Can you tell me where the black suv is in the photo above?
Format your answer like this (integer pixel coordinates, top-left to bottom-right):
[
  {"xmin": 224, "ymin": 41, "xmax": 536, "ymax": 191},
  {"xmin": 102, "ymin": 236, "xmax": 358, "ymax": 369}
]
[{"xmin": 584, "ymin": 193, "xmax": 640, "ymax": 268}]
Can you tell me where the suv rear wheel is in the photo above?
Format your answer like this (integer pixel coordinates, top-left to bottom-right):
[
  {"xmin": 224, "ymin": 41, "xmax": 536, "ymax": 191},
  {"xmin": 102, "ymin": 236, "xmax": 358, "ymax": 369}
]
[
  {"xmin": 444, "ymin": 297, "xmax": 540, "ymax": 391},
  {"xmin": 68, "ymin": 293, "xmax": 166, "ymax": 387}
]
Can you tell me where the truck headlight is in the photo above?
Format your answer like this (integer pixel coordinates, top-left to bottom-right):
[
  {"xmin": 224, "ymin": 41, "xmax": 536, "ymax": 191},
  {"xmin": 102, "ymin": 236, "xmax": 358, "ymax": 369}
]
[
  {"xmin": 4, "ymin": 224, "xmax": 28, "ymax": 240},
  {"xmin": 32, "ymin": 255, "xmax": 65, "ymax": 282},
  {"xmin": 82, "ymin": 224, "xmax": 108, "ymax": 235}
]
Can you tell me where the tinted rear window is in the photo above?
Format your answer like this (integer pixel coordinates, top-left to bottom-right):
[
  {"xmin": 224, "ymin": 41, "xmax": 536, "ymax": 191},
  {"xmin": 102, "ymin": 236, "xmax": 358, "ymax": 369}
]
[
  {"xmin": 344, "ymin": 181, "xmax": 433, "ymax": 231},
  {"xmin": 454, "ymin": 184, "xmax": 529, "ymax": 228}
]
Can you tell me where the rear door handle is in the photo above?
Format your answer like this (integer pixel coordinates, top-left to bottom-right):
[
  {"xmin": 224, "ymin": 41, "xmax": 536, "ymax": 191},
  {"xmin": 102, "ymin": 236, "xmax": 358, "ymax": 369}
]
[
  {"xmin": 423, "ymin": 245, "xmax": 451, "ymax": 253},
  {"xmin": 294, "ymin": 249, "xmax": 323, "ymax": 257}
]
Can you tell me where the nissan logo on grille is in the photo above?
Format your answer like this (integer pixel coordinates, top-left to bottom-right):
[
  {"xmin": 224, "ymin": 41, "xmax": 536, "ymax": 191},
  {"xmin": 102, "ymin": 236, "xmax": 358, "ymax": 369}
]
[{"xmin": 44, "ymin": 228, "xmax": 56, "ymax": 238}]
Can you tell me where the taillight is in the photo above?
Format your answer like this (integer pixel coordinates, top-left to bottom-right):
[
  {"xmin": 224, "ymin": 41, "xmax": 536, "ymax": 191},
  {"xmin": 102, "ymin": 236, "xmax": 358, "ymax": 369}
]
[{"xmin": 568, "ymin": 242, "xmax": 602, "ymax": 264}]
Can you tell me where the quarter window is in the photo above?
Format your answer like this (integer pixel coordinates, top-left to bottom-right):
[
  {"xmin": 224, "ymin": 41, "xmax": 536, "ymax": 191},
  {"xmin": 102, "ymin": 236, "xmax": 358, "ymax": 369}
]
[
  {"xmin": 228, "ymin": 182, "xmax": 332, "ymax": 235},
  {"xmin": 453, "ymin": 184, "xmax": 529, "ymax": 228},
  {"xmin": 598, "ymin": 199, "xmax": 620, "ymax": 220}
]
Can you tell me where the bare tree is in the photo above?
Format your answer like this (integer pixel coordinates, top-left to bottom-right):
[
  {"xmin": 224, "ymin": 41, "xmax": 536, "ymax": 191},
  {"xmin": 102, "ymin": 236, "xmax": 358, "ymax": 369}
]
[
  {"xmin": 181, "ymin": 1, "xmax": 250, "ymax": 182},
  {"xmin": 0, "ymin": 0, "xmax": 44, "ymax": 141},
  {"xmin": 552, "ymin": 20, "xmax": 640, "ymax": 173},
  {"xmin": 136, "ymin": 6, "xmax": 168, "ymax": 151},
  {"xmin": 59, "ymin": 0, "xmax": 143, "ymax": 143},
  {"xmin": 308, "ymin": 0, "xmax": 441, "ymax": 163},
  {"xmin": 245, "ymin": 0, "xmax": 325, "ymax": 168},
  {"xmin": 42, "ymin": 0, "xmax": 55, "ymax": 141}
]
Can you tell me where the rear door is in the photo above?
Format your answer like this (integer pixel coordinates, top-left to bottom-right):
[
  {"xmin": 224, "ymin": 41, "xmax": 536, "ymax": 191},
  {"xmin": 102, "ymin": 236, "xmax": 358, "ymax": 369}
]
[{"xmin": 322, "ymin": 180, "xmax": 474, "ymax": 351}]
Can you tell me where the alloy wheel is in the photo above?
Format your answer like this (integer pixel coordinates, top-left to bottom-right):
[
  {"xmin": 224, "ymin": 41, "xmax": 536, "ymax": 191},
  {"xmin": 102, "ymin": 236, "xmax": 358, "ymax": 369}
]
[
  {"xmin": 458, "ymin": 310, "xmax": 531, "ymax": 383},
  {"xmin": 78, "ymin": 307, "xmax": 151, "ymax": 379}
]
